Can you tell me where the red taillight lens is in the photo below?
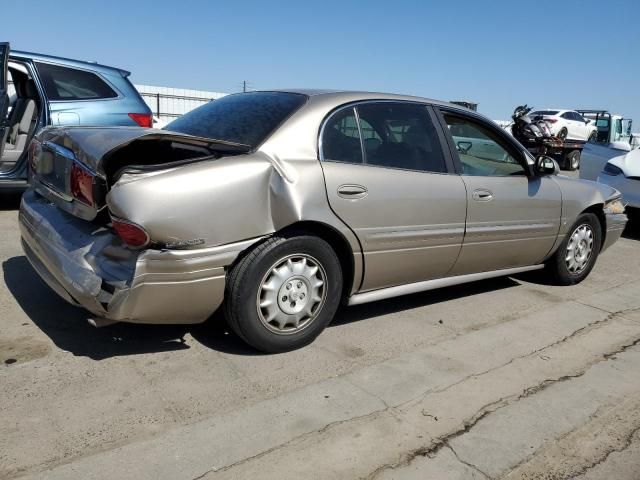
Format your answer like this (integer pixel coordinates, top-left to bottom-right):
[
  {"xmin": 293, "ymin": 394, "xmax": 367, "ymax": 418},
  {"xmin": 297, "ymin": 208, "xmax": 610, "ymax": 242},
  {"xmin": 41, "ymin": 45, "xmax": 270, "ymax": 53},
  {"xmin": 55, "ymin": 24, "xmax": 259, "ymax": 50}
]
[
  {"xmin": 27, "ymin": 139, "xmax": 41, "ymax": 173},
  {"xmin": 128, "ymin": 112, "xmax": 153, "ymax": 128},
  {"xmin": 70, "ymin": 163, "xmax": 95, "ymax": 206},
  {"xmin": 111, "ymin": 217, "xmax": 150, "ymax": 248},
  {"xmin": 545, "ymin": 118, "xmax": 558, "ymax": 123}
]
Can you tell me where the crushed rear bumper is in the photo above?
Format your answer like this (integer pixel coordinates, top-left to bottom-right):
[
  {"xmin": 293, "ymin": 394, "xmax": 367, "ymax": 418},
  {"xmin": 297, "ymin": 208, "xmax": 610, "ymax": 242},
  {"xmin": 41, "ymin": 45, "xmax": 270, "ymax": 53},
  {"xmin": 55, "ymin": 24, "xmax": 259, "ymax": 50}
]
[{"xmin": 19, "ymin": 189, "xmax": 263, "ymax": 324}]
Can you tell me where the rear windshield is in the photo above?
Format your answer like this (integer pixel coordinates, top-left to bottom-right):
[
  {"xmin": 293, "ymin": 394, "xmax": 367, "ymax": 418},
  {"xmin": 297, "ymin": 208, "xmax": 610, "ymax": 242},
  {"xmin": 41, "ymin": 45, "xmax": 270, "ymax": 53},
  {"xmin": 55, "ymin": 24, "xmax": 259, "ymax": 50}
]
[
  {"xmin": 165, "ymin": 91, "xmax": 307, "ymax": 147},
  {"xmin": 531, "ymin": 110, "xmax": 558, "ymax": 116}
]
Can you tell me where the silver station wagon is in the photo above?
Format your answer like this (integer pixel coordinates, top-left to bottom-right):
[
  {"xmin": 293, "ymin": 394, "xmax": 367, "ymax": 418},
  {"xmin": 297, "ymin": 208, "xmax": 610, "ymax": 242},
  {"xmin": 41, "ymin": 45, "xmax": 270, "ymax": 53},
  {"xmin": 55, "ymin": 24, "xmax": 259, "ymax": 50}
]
[{"xmin": 19, "ymin": 90, "xmax": 627, "ymax": 352}]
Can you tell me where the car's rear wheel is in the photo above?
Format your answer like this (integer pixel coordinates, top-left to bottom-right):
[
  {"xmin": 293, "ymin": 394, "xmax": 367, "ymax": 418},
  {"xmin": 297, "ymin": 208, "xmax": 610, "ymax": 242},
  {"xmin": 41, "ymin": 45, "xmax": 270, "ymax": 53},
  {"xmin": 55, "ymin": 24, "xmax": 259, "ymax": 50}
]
[
  {"xmin": 565, "ymin": 149, "xmax": 581, "ymax": 171},
  {"xmin": 224, "ymin": 233, "xmax": 342, "ymax": 353},
  {"xmin": 546, "ymin": 213, "xmax": 601, "ymax": 285},
  {"xmin": 558, "ymin": 128, "xmax": 568, "ymax": 141}
]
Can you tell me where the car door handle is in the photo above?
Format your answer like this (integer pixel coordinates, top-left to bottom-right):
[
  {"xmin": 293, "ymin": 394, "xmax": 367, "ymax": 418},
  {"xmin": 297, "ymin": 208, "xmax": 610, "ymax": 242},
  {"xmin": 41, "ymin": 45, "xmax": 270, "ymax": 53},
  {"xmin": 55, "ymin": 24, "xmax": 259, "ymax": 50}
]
[
  {"xmin": 472, "ymin": 189, "xmax": 494, "ymax": 201},
  {"xmin": 337, "ymin": 184, "xmax": 368, "ymax": 199}
]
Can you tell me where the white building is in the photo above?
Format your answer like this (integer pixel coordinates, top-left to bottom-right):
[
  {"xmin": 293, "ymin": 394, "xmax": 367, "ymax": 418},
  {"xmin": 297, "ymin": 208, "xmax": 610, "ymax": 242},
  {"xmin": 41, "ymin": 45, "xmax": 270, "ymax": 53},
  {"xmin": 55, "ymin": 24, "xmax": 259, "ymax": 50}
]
[{"xmin": 135, "ymin": 84, "xmax": 228, "ymax": 128}]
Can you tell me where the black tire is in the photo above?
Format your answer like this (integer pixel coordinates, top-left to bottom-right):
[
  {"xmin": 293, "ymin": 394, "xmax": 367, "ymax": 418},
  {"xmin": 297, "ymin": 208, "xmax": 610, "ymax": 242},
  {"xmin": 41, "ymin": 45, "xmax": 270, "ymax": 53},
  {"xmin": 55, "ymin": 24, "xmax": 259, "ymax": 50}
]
[
  {"xmin": 565, "ymin": 149, "xmax": 581, "ymax": 171},
  {"xmin": 546, "ymin": 213, "xmax": 601, "ymax": 285},
  {"xmin": 224, "ymin": 233, "xmax": 342, "ymax": 353},
  {"xmin": 558, "ymin": 128, "xmax": 568, "ymax": 141}
]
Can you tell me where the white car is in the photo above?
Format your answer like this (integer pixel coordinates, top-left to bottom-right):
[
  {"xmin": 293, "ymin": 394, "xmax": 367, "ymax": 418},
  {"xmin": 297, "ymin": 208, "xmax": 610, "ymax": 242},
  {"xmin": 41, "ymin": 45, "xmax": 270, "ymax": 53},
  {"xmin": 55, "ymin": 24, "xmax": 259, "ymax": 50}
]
[
  {"xmin": 530, "ymin": 109, "xmax": 597, "ymax": 141},
  {"xmin": 582, "ymin": 147, "xmax": 640, "ymax": 221}
]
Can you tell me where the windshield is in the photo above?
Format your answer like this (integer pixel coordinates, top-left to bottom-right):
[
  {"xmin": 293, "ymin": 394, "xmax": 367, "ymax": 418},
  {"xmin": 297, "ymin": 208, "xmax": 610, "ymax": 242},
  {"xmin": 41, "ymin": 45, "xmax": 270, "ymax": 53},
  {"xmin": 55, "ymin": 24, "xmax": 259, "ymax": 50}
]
[{"xmin": 165, "ymin": 91, "xmax": 307, "ymax": 147}]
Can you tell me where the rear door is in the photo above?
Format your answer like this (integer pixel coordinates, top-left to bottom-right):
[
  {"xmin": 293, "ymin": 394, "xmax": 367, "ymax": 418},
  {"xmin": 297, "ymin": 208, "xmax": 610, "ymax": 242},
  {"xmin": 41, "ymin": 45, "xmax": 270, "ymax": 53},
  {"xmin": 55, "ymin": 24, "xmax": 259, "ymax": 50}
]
[
  {"xmin": 0, "ymin": 42, "xmax": 9, "ymax": 160},
  {"xmin": 320, "ymin": 101, "xmax": 467, "ymax": 292},
  {"xmin": 437, "ymin": 108, "xmax": 561, "ymax": 275}
]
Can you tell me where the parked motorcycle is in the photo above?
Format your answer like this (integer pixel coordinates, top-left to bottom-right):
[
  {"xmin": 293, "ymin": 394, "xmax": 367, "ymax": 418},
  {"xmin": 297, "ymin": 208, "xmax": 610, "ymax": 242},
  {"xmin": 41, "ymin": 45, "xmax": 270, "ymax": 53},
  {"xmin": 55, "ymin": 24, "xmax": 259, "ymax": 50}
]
[{"xmin": 511, "ymin": 105, "xmax": 553, "ymax": 143}]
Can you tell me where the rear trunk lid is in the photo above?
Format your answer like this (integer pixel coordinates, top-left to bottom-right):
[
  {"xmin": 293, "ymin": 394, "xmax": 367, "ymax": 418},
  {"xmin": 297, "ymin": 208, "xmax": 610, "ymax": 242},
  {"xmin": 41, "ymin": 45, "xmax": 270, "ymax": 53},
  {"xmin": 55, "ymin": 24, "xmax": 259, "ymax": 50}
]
[{"xmin": 29, "ymin": 126, "xmax": 251, "ymax": 221}]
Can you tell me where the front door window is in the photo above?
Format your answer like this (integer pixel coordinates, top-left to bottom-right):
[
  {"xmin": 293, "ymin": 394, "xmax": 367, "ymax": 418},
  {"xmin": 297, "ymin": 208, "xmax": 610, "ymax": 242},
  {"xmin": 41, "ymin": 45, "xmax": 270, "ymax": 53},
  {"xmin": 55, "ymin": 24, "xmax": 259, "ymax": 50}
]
[{"xmin": 443, "ymin": 114, "xmax": 526, "ymax": 176}]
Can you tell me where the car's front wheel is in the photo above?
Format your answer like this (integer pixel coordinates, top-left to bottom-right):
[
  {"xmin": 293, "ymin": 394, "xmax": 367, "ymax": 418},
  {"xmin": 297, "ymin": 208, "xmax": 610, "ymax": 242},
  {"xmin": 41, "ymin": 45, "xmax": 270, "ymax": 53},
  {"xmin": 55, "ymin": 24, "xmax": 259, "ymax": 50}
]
[
  {"xmin": 224, "ymin": 233, "xmax": 342, "ymax": 353},
  {"xmin": 546, "ymin": 213, "xmax": 602, "ymax": 285}
]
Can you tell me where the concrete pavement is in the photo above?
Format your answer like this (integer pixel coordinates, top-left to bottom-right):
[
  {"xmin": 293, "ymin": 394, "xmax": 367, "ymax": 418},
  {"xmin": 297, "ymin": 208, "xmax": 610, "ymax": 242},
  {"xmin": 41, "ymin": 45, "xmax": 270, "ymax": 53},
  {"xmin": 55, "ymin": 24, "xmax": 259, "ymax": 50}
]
[{"xmin": 1, "ymin": 195, "xmax": 640, "ymax": 479}]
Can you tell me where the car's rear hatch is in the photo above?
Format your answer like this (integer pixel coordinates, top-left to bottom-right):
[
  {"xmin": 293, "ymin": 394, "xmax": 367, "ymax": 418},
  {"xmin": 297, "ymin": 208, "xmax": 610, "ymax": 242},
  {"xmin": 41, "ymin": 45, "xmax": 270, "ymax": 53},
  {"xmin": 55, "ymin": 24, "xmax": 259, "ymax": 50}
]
[{"xmin": 29, "ymin": 126, "xmax": 251, "ymax": 221}]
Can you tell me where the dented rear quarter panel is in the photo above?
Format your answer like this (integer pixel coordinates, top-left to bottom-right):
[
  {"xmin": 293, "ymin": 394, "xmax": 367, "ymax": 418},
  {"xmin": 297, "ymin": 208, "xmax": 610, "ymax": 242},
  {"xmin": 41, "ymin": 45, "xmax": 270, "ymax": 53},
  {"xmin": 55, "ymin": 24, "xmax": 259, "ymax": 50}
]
[{"xmin": 106, "ymin": 148, "xmax": 364, "ymax": 293}]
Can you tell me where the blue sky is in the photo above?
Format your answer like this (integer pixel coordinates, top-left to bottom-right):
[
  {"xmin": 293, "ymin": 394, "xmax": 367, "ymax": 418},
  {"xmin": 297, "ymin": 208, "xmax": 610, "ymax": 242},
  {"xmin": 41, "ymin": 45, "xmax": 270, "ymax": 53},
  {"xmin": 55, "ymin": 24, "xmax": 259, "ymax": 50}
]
[{"xmin": 4, "ymin": 0, "xmax": 639, "ymax": 122}]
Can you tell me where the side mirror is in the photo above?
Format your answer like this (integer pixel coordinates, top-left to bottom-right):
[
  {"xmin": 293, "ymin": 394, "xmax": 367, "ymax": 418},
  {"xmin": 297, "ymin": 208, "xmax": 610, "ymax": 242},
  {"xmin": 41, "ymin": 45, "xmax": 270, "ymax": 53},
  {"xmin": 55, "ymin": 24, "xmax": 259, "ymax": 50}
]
[
  {"xmin": 535, "ymin": 155, "xmax": 559, "ymax": 176},
  {"xmin": 585, "ymin": 119, "xmax": 591, "ymax": 124}
]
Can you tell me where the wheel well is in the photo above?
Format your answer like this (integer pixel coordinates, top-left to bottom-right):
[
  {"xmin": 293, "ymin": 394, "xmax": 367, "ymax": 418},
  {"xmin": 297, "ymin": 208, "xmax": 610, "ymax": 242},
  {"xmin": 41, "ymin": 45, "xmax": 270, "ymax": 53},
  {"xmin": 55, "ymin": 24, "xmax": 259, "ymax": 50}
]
[
  {"xmin": 581, "ymin": 204, "xmax": 606, "ymax": 249},
  {"xmin": 279, "ymin": 221, "xmax": 356, "ymax": 300}
]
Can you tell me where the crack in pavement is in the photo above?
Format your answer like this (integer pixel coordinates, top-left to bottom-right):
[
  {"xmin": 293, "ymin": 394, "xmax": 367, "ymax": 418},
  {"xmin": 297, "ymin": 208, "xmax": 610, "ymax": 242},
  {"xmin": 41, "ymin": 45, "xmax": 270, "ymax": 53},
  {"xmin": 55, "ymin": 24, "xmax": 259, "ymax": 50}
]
[
  {"xmin": 364, "ymin": 334, "xmax": 640, "ymax": 480},
  {"xmin": 397, "ymin": 308, "xmax": 627, "ymax": 413},
  {"xmin": 499, "ymin": 402, "xmax": 640, "ymax": 480},
  {"xmin": 445, "ymin": 442, "xmax": 493, "ymax": 479},
  {"xmin": 569, "ymin": 424, "xmax": 640, "ymax": 479},
  {"xmin": 190, "ymin": 309, "xmax": 640, "ymax": 480},
  {"xmin": 189, "ymin": 407, "xmax": 394, "ymax": 479}
]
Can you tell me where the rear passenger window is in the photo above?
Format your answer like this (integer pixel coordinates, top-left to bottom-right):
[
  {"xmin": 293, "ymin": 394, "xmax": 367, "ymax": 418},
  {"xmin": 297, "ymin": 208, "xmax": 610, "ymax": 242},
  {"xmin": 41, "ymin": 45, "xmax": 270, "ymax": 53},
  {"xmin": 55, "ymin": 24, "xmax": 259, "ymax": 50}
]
[
  {"xmin": 36, "ymin": 62, "xmax": 118, "ymax": 100},
  {"xmin": 321, "ymin": 107, "xmax": 364, "ymax": 164},
  {"xmin": 356, "ymin": 103, "xmax": 447, "ymax": 173}
]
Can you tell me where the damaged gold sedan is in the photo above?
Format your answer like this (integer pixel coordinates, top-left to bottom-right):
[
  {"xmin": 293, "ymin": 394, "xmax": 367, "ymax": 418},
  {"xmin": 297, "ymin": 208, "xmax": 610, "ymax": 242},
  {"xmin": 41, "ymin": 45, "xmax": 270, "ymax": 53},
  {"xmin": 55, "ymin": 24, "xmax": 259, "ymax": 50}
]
[{"xmin": 20, "ymin": 90, "xmax": 627, "ymax": 352}]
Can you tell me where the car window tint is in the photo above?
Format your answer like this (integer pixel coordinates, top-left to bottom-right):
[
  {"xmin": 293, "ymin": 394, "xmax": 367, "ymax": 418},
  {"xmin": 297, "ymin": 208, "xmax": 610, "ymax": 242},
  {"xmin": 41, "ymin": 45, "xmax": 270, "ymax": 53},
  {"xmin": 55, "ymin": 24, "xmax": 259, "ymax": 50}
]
[
  {"xmin": 321, "ymin": 107, "xmax": 363, "ymax": 164},
  {"xmin": 35, "ymin": 62, "xmax": 118, "ymax": 100},
  {"xmin": 443, "ymin": 114, "xmax": 526, "ymax": 177},
  {"xmin": 355, "ymin": 103, "xmax": 447, "ymax": 173},
  {"xmin": 574, "ymin": 112, "xmax": 585, "ymax": 122},
  {"xmin": 561, "ymin": 112, "xmax": 572, "ymax": 119},
  {"xmin": 532, "ymin": 110, "xmax": 558, "ymax": 116},
  {"xmin": 166, "ymin": 91, "xmax": 307, "ymax": 147}
]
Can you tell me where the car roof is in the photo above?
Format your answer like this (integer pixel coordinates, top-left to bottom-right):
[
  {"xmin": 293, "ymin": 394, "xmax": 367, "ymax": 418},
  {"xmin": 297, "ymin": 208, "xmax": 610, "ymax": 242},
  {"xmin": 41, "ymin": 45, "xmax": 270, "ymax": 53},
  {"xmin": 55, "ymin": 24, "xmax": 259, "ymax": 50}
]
[
  {"xmin": 262, "ymin": 88, "xmax": 463, "ymax": 110},
  {"xmin": 9, "ymin": 50, "xmax": 130, "ymax": 77}
]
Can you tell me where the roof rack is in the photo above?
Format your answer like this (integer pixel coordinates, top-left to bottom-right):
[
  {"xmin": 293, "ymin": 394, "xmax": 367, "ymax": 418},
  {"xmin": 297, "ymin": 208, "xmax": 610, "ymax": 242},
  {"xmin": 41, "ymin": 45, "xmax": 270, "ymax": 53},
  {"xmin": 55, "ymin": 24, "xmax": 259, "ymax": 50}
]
[{"xmin": 576, "ymin": 109, "xmax": 609, "ymax": 115}]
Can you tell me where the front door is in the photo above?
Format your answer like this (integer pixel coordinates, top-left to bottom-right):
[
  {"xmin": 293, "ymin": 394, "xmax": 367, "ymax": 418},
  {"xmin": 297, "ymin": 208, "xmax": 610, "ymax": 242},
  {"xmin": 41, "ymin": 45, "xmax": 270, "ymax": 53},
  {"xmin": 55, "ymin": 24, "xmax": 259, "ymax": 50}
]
[
  {"xmin": 438, "ymin": 109, "xmax": 562, "ymax": 275},
  {"xmin": 320, "ymin": 101, "xmax": 467, "ymax": 292},
  {"xmin": 0, "ymin": 42, "xmax": 9, "ymax": 161}
]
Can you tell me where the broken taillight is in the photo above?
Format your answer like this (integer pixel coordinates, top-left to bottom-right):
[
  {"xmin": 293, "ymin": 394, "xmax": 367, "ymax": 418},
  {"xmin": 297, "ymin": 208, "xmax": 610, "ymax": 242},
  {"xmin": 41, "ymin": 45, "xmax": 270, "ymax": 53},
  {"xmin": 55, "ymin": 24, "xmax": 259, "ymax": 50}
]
[
  {"xmin": 27, "ymin": 138, "xmax": 41, "ymax": 173},
  {"xmin": 70, "ymin": 163, "xmax": 95, "ymax": 206},
  {"xmin": 128, "ymin": 112, "xmax": 153, "ymax": 128},
  {"xmin": 111, "ymin": 217, "xmax": 150, "ymax": 248}
]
